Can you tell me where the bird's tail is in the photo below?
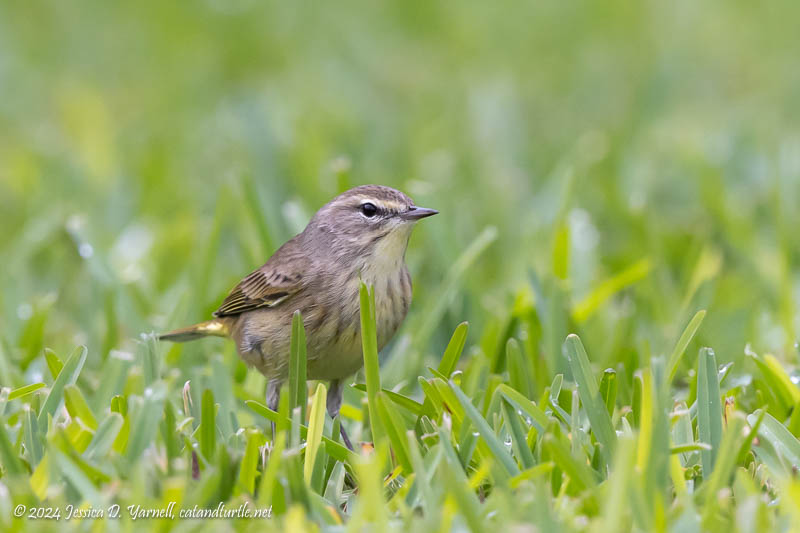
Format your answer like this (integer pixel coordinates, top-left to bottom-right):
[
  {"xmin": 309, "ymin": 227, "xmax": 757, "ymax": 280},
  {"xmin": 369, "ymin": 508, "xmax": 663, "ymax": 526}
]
[{"xmin": 159, "ymin": 319, "xmax": 231, "ymax": 342}]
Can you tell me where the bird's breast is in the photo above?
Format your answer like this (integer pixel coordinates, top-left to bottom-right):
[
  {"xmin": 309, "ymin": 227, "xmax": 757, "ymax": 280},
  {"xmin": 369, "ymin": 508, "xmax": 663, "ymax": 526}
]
[
  {"xmin": 337, "ymin": 257, "xmax": 412, "ymax": 349},
  {"xmin": 235, "ymin": 259, "xmax": 412, "ymax": 382},
  {"xmin": 370, "ymin": 265, "xmax": 412, "ymax": 349}
]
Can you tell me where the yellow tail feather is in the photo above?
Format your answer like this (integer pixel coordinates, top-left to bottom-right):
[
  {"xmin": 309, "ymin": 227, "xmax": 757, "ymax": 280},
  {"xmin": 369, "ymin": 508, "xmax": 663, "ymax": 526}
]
[{"xmin": 159, "ymin": 319, "xmax": 230, "ymax": 342}]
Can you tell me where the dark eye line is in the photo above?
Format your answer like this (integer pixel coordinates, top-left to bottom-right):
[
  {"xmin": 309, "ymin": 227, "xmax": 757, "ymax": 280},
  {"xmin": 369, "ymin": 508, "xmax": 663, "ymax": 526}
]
[{"xmin": 358, "ymin": 201, "xmax": 412, "ymax": 219}]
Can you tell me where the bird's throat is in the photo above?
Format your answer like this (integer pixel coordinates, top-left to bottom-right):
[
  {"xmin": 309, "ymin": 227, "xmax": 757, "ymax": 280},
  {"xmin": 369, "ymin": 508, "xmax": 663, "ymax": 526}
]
[{"xmin": 361, "ymin": 225, "xmax": 412, "ymax": 283}]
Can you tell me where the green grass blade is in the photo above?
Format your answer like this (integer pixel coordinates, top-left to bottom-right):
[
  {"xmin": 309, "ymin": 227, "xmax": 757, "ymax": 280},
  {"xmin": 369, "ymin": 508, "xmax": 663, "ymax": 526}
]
[
  {"xmin": 440, "ymin": 452, "xmax": 487, "ymax": 533},
  {"xmin": 350, "ymin": 446, "xmax": 390, "ymax": 530},
  {"xmin": 92, "ymin": 350, "xmax": 133, "ymax": 412},
  {"xmin": 436, "ymin": 426, "xmax": 486, "ymax": 532},
  {"xmin": 43, "ymin": 348, "xmax": 63, "ymax": 380},
  {"xmin": 494, "ymin": 384, "xmax": 550, "ymax": 432},
  {"xmin": 417, "ymin": 321, "xmax": 470, "ymax": 424},
  {"xmin": 38, "ymin": 346, "xmax": 88, "ymax": 429},
  {"xmin": 110, "ymin": 395, "xmax": 130, "ymax": 453},
  {"xmin": 507, "ymin": 338, "xmax": 531, "ymax": 398},
  {"xmin": 599, "ymin": 369, "xmax": 617, "ymax": 416},
  {"xmin": 375, "ymin": 391, "xmax": 413, "ymax": 474},
  {"xmin": 64, "ymin": 384, "xmax": 98, "ymax": 430},
  {"xmin": 747, "ymin": 409, "xmax": 800, "ymax": 469},
  {"xmin": 508, "ymin": 463, "xmax": 555, "ymax": 488},
  {"xmin": 140, "ymin": 333, "xmax": 160, "ymax": 387},
  {"xmin": 23, "ymin": 407, "xmax": 44, "ymax": 466},
  {"xmin": 701, "ymin": 413, "xmax": 747, "ymax": 522},
  {"xmin": 257, "ymin": 431, "xmax": 286, "ymax": 509},
  {"xmin": 289, "ymin": 310, "xmax": 308, "ymax": 422},
  {"xmin": 304, "ymin": 382, "xmax": 327, "ymax": 484},
  {"xmin": 0, "ymin": 386, "xmax": 7, "ymax": 418},
  {"xmin": 449, "ymin": 380, "xmax": 520, "ymax": 476},
  {"xmin": 406, "ymin": 431, "xmax": 436, "ymax": 515},
  {"xmin": 597, "ymin": 436, "xmax": 636, "ymax": 531},
  {"xmin": 549, "ymin": 374, "xmax": 563, "ymax": 403},
  {"xmin": 541, "ymin": 433, "xmax": 596, "ymax": 492},
  {"xmin": 237, "ymin": 428, "xmax": 264, "ymax": 495},
  {"xmin": 736, "ymin": 409, "xmax": 764, "ymax": 463},
  {"xmin": 667, "ymin": 310, "xmax": 706, "ymax": 383},
  {"xmin": 245, "ymin": 400, "xmax": 356, "ymax": 464},
  {"xmin": 360, "ymin": 281, "xmax": 384, "ymax": 444},
  {"xmin": 323, "ymin": 460, "xmax": 346, "ymax": 504},
  {"xmin": 418, "ymin": 377, "xmax": 444, "ymax": 418},
  {"xmin": 696, "ymin": 347, "xmax": 723, "ymax": 476},
  {"xmin": 552, "ymin": 221, "xmax": 569, "ymax": 281},
  {"xmin": 200, "ymin": 388, "xmax": 217, "ymax": 461},
  {"xmin": 351, "ymin": 384, "xmax": 424, "ymax": 416},
  {"xmin": 670, "ymin": 443, "xmax": 711, "ymax": 454},
  {"xmin": 570, "ymin": 390, "xmax": 582, "ymax": 456},
  {"xmin": 0, "ymin": 420, "xmax": 25, "ymax": 476},
  {"xmin": 125, "ymin": 384, "xmax": 166, "ymax": 466},
  {"xmin": 30, "ymin": 453, "xmax": 51, "ymax": 499},
  {"xmin": 456, "ymin": 419, "xmax": 479, "ymax": 468},
  {"xmin": 438, "ymin": 321, "xmax": 469, "ymax": 377},
  {"xmin": 52, "ymin": 449, "xmax": 103, "ymax": 507},
  {"xmin": 563, "ymin": 334, "xmax": 617, "ymax": 463},
  {"xmin": 670, "ymin": 406, "xmax": 691, "ymax": 445},
  {"xmin": 160, "ymin": 400, "xmax": 179, "ymax": 469},
  {"xmin": 636, "ymin": 368, "xmax": 653, "ymax": 471},
  {"xmin": 563, "ymin": 335, "xmax": 598, "ymax": 397},
  {"xmin": 632, "ymin": 372, "xmax": 642, "ymax": 428},
  {"xmin": 746, "ymin": 348, "xmax": 800, "ymax": 414},
  {"xmin": 432, "ymin": 378, "xmax": 465, "ymax": 425},
  {"xmin": 84, "ymin": 413, "xmax": 123, "ymax": 460},
  {"xmin": 64, "ymin": 418, "xmax": 94, "ymax": 453},
  {"xmin": 500, "ymin": 398, "xmax": 535, "ymax": 469},
  {"xmin": 572, "ymin": 258, "xmax": 652, "ymax": 323},
  {"xmin": 8, "ymin": 382, "xmax": 45, "ymax": 401}
]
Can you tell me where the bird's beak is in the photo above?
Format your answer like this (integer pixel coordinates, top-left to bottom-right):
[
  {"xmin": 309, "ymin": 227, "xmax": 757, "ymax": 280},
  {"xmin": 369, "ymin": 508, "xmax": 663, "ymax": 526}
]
[{"xmin": 402, "ymin": 206, "xmax": 439, "ymax": 220}]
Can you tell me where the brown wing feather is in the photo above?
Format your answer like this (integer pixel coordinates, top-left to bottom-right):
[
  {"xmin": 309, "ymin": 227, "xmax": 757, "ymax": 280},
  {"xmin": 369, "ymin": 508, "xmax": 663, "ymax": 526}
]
[{"xmin": 213, "ymin": 238, "xmax": 308, "ymax": 317}]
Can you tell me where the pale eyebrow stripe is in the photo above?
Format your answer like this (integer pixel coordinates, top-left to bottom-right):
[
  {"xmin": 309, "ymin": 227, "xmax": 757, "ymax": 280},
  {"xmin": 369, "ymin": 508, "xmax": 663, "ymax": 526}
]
[{"xmin": 358, "ymin": 198, "xmax": 405, "ymax": 212}]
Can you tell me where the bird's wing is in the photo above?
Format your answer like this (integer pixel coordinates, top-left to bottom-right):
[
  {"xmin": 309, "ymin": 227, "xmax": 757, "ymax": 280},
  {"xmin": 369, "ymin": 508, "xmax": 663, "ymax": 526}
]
[{"xmin": 213, "ymin": 239, "xmax": 308, "ymax": 317}]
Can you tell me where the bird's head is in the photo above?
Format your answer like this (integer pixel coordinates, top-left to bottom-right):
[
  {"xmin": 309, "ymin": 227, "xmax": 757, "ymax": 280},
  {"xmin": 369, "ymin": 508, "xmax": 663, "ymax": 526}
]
[{"xmin": 308, "ymin": 185, "xmax": 437, "ymax": 261}]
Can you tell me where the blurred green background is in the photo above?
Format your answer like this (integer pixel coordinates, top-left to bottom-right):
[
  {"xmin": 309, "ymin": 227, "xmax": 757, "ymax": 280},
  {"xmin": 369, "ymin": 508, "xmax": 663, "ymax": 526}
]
[{"xmin": 2, "ymin": 0, "xmax": 799, "ymax": 393}]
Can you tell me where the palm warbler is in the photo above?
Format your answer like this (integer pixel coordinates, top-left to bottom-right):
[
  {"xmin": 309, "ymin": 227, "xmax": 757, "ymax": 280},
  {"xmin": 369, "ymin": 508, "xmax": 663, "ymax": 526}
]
[{"xmin": 160, "ymin": 185, "xmax": 437, "ymax": 447}]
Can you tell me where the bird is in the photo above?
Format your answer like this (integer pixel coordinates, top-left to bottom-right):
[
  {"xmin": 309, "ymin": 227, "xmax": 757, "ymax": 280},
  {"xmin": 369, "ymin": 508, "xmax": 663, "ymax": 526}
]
[{"xmin": 159, "ymin": 185, "xmax": 437, "ymax": 449}]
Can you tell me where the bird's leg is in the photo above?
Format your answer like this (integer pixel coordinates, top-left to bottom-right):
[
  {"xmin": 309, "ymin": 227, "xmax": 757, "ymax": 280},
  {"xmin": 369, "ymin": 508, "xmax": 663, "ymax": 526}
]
[
  {"xmin": 266, "ymin": 379, "xmax": 281, "ymax": 440},
  {"xmin": 327, "ymin": 379, "xmax": 354, "ymax": 451}
]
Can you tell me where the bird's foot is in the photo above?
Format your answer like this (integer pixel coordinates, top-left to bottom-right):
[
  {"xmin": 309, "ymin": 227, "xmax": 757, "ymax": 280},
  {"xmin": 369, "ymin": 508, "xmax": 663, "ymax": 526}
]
[{"xmin": 339, "ymin": 424, "xmax": 354, "ymax": 451}]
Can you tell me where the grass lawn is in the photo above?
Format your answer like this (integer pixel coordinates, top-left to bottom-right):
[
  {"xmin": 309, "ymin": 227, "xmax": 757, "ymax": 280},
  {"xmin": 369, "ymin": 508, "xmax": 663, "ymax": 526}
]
[{"xmin": 2, "ymin": 1, "xmax": 800, "ymax": 531}]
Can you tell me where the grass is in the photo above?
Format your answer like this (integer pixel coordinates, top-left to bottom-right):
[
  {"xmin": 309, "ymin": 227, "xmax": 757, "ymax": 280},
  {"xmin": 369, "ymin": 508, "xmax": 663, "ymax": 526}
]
[
  {"xmin": 5, "ymin": 287, "xmax": 800, "ymax": 532},
  {"xmin": 2, "ymin": 0, "xmax": 800, "ymax": 531}
]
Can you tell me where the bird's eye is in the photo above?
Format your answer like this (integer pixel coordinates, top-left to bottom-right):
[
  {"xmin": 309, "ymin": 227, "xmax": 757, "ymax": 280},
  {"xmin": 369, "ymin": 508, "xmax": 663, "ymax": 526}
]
[{"xmin": 360, "ymin": 202, "xmax": 378, "ymax": 218}]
